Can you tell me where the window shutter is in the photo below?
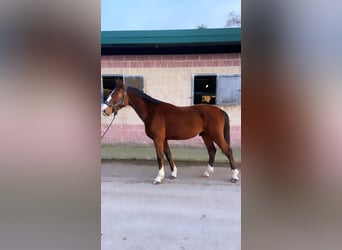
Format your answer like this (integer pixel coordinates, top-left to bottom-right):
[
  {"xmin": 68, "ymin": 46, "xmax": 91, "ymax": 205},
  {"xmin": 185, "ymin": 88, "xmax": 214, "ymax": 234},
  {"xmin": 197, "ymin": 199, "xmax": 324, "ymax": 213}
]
[
  {"xmin": 124, "ymin": 76, "xmax": 144, "ymax": 91},
  {"xmin": 216, "ymin": 75, "xmax": 241, "ymax": 106}
]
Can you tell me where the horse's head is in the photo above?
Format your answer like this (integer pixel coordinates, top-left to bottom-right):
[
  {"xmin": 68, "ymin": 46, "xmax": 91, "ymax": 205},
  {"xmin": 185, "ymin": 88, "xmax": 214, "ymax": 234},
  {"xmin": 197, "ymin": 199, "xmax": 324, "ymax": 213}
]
[{"xmin": 102, "ymin": 79, "xmax": 128, "ymax": 116}]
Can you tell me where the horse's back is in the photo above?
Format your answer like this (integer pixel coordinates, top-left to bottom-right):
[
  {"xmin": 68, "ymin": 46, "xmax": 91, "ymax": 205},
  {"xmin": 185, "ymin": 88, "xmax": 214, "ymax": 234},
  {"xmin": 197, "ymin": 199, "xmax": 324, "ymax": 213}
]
[
  {"xmin": 160, "ymin": 103, "xmax": 225, "ymax": 125},
  {"xmin": 192, "ymin": 104, "xmax": 225, "ymax": 121}
]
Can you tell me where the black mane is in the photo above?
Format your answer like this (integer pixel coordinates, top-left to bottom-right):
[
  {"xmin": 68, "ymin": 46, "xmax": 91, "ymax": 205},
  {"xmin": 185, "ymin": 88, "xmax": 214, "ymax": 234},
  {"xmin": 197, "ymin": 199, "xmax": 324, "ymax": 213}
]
[{"xmin": 127, "ymin": 87, "xmax": 164, "ymax": 104}]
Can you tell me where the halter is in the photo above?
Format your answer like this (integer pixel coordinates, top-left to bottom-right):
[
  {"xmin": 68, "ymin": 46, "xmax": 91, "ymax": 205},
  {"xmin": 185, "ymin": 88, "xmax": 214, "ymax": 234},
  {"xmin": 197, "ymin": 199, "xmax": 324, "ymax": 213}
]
[
  {"xmin": 101, "ymin": 86, "xmax": 127, "ymax": 140},
  {"xmin": 104, "ymin": 86, "xmax": 127, "ymax": 109}
]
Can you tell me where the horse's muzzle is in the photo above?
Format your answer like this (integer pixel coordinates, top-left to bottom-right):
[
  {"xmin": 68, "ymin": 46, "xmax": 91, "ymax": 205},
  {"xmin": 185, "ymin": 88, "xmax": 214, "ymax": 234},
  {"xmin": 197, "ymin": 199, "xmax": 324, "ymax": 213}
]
[
  {"xmin": 101, "ymin": 104, "xmax": 111, "ymax": 116},
  {"xmin": 102, "ymin": 109, "xmax": 111, "ymax": 116}
]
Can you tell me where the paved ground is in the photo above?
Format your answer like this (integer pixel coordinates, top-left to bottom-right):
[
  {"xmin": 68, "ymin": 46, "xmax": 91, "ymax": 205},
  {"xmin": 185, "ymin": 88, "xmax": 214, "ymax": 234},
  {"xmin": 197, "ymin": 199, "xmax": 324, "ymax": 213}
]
[{"xmin": 102, "ymin": 160, "xmax": 241, "ymax": 250}]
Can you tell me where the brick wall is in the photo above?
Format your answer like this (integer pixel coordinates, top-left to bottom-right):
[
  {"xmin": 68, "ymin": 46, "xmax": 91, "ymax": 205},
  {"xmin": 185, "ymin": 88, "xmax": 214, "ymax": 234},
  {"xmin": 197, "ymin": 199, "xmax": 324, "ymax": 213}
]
[
  {"xmin": 101, "ymin": 54, "xmax": 241, "ymax": 68},
  {"xmin": 101, "ymin": 52, "xmax": 241, "ymax": 147}
]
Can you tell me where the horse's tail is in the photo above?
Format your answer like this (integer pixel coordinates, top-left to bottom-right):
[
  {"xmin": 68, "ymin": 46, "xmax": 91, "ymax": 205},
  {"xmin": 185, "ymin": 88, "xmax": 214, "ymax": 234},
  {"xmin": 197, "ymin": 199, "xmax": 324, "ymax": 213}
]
[{"xmin": 221, "ymin": 110, "xmax": 231, "ymax": 146}]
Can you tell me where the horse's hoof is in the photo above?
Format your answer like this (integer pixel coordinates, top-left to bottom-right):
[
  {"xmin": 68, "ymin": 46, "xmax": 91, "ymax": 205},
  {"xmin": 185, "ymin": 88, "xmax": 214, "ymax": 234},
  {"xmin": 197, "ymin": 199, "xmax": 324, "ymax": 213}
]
[
  {"xmin": 170, "ymin": 175, "xmax": 177, "ymax": 179},
  {"xmin": 231, "ymin": 178, "xmax": 238, "ymax": 183},
  {"xmin": 202, "ymin": 172, "xmax": 210, "ymax": 178},
  {"xmin": 203, "ymin": 165, "xmax": 213, "ymax": 178},
  {"xmin": 152, "ymin": 180, "xmax": 161, "ymax": 185}
]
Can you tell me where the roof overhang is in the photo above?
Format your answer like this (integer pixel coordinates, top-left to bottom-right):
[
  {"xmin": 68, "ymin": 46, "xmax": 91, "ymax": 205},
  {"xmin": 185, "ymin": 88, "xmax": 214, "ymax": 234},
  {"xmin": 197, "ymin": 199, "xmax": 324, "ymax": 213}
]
[{"xmin": 101, "ymin": 28, "xmax": 241, "ymax": 55}]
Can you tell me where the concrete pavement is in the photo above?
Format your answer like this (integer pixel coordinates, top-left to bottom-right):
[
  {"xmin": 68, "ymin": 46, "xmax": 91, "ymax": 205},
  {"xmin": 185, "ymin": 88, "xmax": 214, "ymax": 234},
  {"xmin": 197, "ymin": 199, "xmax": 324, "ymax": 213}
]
[{"xmin": 101, "ymin": 160, "xmax": 241, "ymax": 250}]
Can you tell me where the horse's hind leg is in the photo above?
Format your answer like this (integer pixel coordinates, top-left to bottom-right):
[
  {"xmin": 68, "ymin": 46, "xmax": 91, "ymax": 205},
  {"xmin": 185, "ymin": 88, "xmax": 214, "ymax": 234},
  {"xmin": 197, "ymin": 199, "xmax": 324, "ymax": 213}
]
[
  {"xmin": 202, "ymin": 135, "xmax": 216, "ymax": 177},
  {"xmin": 214, "ymin": 136, "xmax": 239, "ymax": 182},
  {"xmin": 164, "ymin": 140, "xmax": 177, "ymax": 178}
]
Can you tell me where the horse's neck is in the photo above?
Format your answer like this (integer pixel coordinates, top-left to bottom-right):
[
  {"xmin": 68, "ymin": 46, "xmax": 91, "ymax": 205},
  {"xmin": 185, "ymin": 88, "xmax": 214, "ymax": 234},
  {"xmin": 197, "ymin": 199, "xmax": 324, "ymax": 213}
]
[{"xmin": 127, "ymin": 90, "xmax": 153, "ymax": 122}]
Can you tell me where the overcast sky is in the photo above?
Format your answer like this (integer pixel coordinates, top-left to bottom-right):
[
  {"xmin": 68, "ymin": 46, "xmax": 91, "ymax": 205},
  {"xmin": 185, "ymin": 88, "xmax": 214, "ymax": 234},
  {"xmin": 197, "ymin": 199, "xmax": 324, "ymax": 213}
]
[{"xmin": 101, "ymin": 0, "xmax": 241, "ymax": 31}]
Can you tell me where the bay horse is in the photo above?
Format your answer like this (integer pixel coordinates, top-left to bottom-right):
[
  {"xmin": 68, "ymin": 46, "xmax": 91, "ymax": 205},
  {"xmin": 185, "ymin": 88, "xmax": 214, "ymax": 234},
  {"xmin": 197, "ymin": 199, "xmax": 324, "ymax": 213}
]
[{"xmin": 102, "ymin": 79, "xmax": 239, "ymax": 184}]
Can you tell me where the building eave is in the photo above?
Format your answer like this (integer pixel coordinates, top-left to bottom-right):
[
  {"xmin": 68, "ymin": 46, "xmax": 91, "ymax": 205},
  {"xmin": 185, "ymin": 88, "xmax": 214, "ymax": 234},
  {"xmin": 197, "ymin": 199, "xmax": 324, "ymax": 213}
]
[{"xmin": 101, "ymin": 28, "xmax": 241, "ymax": 55}]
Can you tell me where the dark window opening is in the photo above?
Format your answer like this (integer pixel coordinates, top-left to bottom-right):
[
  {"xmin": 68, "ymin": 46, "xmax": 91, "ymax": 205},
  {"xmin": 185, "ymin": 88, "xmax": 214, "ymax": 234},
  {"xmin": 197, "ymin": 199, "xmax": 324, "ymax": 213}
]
[
  {"xmin": 193, "ymin": 74, "xmax": 241, "ymax": 106},
  {"xmin": 101, "ymin": 75, "xmax": 144, "ymax": 103},
  {"xmin": 193, "ymin": 75, "xmax": 217, "ymax": 104},
  {"xmin": 102, "ymin": 75, "xmax": 123, "ymax": 102},
  {"xmin": 103, "ymin": 76, "xmax": 123, "ymax": 91}
]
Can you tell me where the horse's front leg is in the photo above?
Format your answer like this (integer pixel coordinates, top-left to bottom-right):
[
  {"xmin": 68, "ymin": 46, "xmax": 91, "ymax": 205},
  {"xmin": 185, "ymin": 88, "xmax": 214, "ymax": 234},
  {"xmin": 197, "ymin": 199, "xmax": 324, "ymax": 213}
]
[
  {"xmin": 164, "ymin": 140, "xmax": 177, "ymax": 179},
  {"xmin": 152, "ymin": 138, "xmax": 165, "ymax": 184}
]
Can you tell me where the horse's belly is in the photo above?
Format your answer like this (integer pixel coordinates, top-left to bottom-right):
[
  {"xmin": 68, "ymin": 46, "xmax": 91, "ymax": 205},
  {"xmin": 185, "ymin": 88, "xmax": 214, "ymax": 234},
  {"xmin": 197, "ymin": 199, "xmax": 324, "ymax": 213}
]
[
  {"xmin": 165, "ymin": 126, "xmax": 201, "ymax": 140},
  {"xmin": 166, "ymin": 134, "xmax": 197, "ymax": 140},
  {"xmin": 152, "ymin": 109, "xmax": 204, "ymax": 140}
]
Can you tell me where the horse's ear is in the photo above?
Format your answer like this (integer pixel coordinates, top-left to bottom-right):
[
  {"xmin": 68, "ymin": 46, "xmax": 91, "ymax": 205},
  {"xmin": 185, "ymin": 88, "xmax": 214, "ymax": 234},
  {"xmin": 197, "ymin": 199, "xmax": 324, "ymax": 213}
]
[{"xmin": 115, "ymin": 78, "xmax": 124, "ymax": 88}]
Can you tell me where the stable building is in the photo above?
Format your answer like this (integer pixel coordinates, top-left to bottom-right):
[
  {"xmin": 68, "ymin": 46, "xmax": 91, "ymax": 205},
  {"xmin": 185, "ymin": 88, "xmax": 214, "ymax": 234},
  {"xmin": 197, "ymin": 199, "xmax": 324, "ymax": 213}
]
[{"xmin": 101, "ymin": 28, "xmax": 241, "ymax": 147}]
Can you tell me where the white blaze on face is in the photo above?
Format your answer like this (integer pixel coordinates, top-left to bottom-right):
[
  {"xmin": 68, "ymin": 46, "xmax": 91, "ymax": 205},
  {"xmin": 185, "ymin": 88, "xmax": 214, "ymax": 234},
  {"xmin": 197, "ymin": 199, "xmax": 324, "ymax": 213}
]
[
  {"xmin": 106, "ymin": 95, "xmax": 112, "ymax": 103},
  {"xmin": 102, "ymin": 94, "xmax": 112, "ymax": 113}
]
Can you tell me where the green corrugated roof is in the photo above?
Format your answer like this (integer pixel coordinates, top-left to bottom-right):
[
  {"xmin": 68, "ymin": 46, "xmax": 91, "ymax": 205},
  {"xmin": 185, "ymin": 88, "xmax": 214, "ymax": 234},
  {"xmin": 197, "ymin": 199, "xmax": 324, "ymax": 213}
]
[{"xmin": 101, "ymin": 28, "xmax": 240, "ymax": 45}]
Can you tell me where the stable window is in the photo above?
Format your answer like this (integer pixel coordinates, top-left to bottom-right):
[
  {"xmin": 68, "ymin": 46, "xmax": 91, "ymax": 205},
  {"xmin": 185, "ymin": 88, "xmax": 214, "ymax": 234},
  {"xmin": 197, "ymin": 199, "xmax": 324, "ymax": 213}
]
[
  {"xmin": 192, "ymin": 74, "xmax": 241, "ymax": 106},
  {"xmin": 101, "ymin": 75, "xmax": 144, "ymax": 102},
  {"xmin": 193, "ymin": 75, "xmax": 217, "ymax": 104}
]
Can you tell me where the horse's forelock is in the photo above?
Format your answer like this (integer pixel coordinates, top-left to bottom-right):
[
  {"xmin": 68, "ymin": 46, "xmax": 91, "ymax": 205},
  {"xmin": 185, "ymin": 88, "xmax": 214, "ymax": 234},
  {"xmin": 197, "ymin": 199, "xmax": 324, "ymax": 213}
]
[{"xmin": 115, "ymin": 78, "xmax": 124, "ymax": 88}]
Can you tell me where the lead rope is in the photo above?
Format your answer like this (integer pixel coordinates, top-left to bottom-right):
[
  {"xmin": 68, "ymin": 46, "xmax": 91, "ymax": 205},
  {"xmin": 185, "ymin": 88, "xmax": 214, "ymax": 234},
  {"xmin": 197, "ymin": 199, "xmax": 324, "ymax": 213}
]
[{"xmin": 101, "ymin": 111, "xmax": 117, "ymax": 140}]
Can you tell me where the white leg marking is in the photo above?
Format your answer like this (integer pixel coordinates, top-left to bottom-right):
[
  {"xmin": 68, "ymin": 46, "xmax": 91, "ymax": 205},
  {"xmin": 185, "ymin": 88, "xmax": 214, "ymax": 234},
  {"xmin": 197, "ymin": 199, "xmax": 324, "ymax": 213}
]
[
  {"xmin": 171, "ymin": 165, "xmax": 177, "ymax": 178},
  {"xmin": 153, "ymin": 166, "xmax": 165, "ymax": 184},
  {"xmin": 232, "ymin": 169, "xmax": 239, "ymax": 180},
  {"xmin": 203, "ymin": 164, "xmax": 214, "ymax": 177}
]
